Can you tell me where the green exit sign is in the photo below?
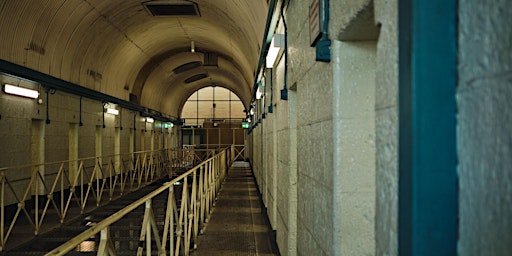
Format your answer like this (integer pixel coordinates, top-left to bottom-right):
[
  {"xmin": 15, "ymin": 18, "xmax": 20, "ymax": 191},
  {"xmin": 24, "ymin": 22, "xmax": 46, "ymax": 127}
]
[{"xmin": 242, "ymin": 123, "xmax": 250, "ymax": 129}]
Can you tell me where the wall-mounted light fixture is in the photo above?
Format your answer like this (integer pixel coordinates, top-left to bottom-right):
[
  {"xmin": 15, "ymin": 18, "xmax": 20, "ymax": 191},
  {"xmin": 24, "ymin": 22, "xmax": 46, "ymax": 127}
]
[
  {"xmin": 104, "ymin": 103, "xmax": 119, "ymax": 115},
  {"xmin": 3, "ymin": 84, "xmax": 39, "ymax": 99},
  {"xmin": 106, "ymin": 107, "xmax": 119, "ymax": 115},
  {"xmin": 266, "ymin": 34, "xmax": 285, "ymax": 68},
  {"xmin": 146, "ymin": 117, "xmax": 154, "ymax": 123},
  {"xmin": 256, "ymin": 86, "xmax": 263, "ymax": 100}
]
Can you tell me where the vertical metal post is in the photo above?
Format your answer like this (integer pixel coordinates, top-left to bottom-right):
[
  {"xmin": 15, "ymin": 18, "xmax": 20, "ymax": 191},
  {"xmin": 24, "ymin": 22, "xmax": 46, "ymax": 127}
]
[
  {"xmin": 34, "ymin": 171, "xmax": 39, "ymax": 235},
  {"xmin": 0, "ymin": 174, "xmax": 4, "ymax": 250},
  {"xmin": 146, "ymin": 203, "xmax": 151, "ymax": 256},
  {"xmin": 170, "ymin": 186, "xmax": 174, "ymax": 255},
  {"xmin": 183, "ymin": 177, "xmax": 189, "ymax": 255}
]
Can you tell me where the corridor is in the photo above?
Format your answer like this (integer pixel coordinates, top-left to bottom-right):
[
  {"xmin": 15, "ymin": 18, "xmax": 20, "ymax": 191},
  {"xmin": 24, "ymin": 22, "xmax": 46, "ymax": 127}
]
[
  {"xmin": 0, "ymin": 0, "xmax": 511, "ymax": 255},
  {"xmin": 192, "ymin": 161, "xmax": 278, "ymax": 256}
]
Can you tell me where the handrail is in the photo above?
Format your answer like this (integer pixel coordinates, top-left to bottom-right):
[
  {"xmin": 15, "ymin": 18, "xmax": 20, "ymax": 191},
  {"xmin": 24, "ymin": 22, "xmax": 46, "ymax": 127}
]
[
  {"xmin": 45, "ymin": 145, "xmax": 235, "ymax": 255},
  {"xmin": 0, "ymin": 147, "xmax": 231, "ymax": 251}
]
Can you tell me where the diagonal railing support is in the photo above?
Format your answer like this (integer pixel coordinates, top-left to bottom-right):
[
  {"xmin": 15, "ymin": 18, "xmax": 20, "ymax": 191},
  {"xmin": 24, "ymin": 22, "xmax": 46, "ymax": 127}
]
[{"xmin": 43, "ymin": 146, "xmax": 236, "ymax": 256}]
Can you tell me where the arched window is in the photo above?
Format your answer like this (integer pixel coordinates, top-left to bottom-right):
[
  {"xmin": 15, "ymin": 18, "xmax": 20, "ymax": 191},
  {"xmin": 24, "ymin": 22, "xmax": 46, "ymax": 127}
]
[{"xmin": 181, "ymin": 86, "xmax": 245, "ymax": 127}]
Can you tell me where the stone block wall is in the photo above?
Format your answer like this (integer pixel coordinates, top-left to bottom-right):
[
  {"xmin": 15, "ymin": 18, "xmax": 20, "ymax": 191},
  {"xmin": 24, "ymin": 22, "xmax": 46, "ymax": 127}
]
[
  {"xmin": 0, "ymin": 73, "xmax": 178, "ymax": 205},
  {"xmin": 458, "ymin": 0, "xmax": 512, "ymax": 254}
]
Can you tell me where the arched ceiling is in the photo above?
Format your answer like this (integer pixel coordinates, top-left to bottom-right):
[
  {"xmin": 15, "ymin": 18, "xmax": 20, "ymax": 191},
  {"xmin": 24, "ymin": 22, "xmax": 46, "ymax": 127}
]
[{"xmin": 0, "ymin": 0, "xmax": 268, "ymax": 117}]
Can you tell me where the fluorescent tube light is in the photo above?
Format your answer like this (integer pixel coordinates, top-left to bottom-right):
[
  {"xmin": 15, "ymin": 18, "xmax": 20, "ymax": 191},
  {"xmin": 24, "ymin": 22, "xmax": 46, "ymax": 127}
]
[
  {"xmin": 146, "ymin": 117, "xmax": 154, "ymax": 123},
  {"xmin": 3, "ymin": 84, "xmax": 39, "ymax": 99},
  {"xmin": 266, "ymin": 34, "xmax": 284, "ymax": 68},
  {"xmin": 256, "ymin": 87, "xmax": 263, "ymax": 99},
  {"xmin": 106, "ymin": 108, "xmax": 119, "ymax": 115}
]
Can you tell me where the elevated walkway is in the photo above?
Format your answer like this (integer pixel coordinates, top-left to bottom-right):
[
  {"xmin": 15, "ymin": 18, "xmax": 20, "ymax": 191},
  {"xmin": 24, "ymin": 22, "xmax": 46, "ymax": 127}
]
[
  {"xmin": 0, "ymin": 146, "xmax": 278, "ymax": 255},
  {"xmin": 0, "ymin": 147, "xmax": 232, "ymax": 255},
  {"xmin": 191, "ymin": 161, "xmax": 278, "ymax": 256},
  {"xmin": 3, "ymin": 183, "xmax": 163, "ymax": 255}
]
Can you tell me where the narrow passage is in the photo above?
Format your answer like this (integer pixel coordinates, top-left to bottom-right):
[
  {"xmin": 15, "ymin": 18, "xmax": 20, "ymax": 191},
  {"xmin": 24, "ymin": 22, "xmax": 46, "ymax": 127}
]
[{"xmin": 192, "ymin": 161, "xmax": 278, "ymax": 256}]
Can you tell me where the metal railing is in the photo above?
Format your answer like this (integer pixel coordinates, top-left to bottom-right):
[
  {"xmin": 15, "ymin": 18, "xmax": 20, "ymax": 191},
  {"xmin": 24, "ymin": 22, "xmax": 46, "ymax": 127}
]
[
  {"xmin": 184, "ymin": 144, "xmax": 245, "ymax": 161},
  {"xmin": 44, "ymin": 146, "xmax": 235, "ymax": 255},
  {"xmin": 0, "ymin": 147, "xmax": 226, "ymax": 251}
]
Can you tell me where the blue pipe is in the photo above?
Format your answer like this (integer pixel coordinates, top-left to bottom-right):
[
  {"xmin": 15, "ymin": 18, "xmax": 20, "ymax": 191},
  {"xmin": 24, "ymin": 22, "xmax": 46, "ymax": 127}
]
[
  {"xmin": 316, "ymin": 0, "xmax": 331, "ymax": 62},
  {"xmin": 280, "ymin": 1, "xmax": 288, "ymax": 101},
  {"xmin": 252, "ymin": 0, "xmax": 279, "ymax": 100}
]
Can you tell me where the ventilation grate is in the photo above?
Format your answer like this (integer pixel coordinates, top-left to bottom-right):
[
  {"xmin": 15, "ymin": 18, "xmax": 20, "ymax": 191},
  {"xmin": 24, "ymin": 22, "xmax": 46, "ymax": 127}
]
[
  {"xmin": 185, "ymin": 73, "xmax": 208, "ymax": 83},
  {"xmin": 204, "ymin": 52, "xmax": 218, "ymax": 66},
  {"xmin": 143, "ymin": 1, "xmax": 200, "ymax": 16},
  {"xmin": 173, "ymin": 61, "xmax": 202, "ymax": 74}
]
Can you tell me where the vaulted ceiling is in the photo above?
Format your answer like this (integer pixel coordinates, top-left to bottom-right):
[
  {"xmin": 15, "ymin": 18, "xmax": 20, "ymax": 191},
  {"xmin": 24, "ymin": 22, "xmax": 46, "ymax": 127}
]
[{"xmin": 0, "ymin": 0, "xmax": 268, "ymax": 117}]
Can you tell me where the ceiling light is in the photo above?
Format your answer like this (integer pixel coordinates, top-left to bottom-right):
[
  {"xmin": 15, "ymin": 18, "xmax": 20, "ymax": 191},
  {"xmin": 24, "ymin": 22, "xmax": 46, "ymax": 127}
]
[
  {"xmin": 3, "ymin": 84, "xmax": 40, "ymax": 99},
  {"xmin": 146, "ymin": 117, "xmax": 154, "ymax": 123}
]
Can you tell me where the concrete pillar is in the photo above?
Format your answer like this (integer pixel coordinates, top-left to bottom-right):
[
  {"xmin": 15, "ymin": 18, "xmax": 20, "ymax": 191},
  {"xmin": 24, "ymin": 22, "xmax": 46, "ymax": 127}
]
[
  {"xmin": 95, "ymin": 125, "xmax": 103, "ymax": 169},
  {"xmin": 287, "ymin": 88, "xmax": 298, "ymax": 256},
  {"xmin": 114, "ymin": 127, "xmax": 120, "ymax": 171},
  {"xmin": 374, "ymin": 0, "xmax": 399, "ymax": 254},
  {"xmin": 332, "ymin": 40, "xmax": 376, "ymax": 255},
  {"xmin": 31, "ymin": 120, "xmax": 45, "ymax": 196},
  {"xmin": 68, "ymin": 123, "xmax": 78, "ymax": 182}
]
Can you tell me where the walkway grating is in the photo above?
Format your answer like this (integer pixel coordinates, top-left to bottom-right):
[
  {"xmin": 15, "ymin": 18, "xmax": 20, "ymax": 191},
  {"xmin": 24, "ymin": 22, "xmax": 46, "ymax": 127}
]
[
  {"xmin": 1, "ymin": 182, "xmax": 165, "ymax": 255},
  {"xmin": 191, "ymin": 161, "xmax": 279, "ymax": 256}
]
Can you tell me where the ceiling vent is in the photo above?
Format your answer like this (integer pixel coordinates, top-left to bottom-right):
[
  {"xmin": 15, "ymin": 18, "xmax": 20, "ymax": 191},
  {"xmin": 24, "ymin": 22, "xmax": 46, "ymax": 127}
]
[
  {"xmin": 143, "ymin": 1, "xmax": 200, "ymax": 16},
  {"xmin": 185, "ymin": 73, "xmax": 208, "ymax": 83},
  {"xmin": 173, "ymin": 61, "xmax": 202, "ymax": 74},
  {"xmin": 204, "ymin": 52, "xmax": 218, "ymax": 66}
]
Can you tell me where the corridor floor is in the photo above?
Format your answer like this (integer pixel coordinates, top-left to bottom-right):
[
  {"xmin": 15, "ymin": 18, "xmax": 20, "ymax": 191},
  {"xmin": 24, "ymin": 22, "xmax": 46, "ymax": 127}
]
[{"xmin": 191, "ymin": 161, "xmax": 279, "ymax": 256}]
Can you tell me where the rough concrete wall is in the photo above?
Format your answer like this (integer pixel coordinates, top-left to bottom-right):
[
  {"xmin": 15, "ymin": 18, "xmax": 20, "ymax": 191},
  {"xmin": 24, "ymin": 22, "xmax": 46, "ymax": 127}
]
[
  {"xmin": 331, "ymin": 0, "xmax": 373, "ymax": 37},
  {"xmin": 296, "ymin": 65, "xmax": 333, "ymax": 256},
  {"xmin": 373, "ymin": 0, "xmax": 399, "ymax": 254},
  {"xmin": 458, "ymin": 0, "xmax": 512, "ymax": 255},
  {"xmin": 285, "ymin": 1, "xmax": 335, "ymax": 254},
  {"xmin": 263, "ymin": 94, "xmax": 277, "ymax": 229},
  {"xmin": 274, "ymin": 52, "xmax": 294, "ymax": 256},
  {"xmin": 0, "ymin": 74, "xmax": 40, "ymax": 168},
  {"xmin": 252, "ymin": 121, "xmax": 263, "ymax": 199},
  {"xmin": 273, "ymin": 0, "xmax": 382, "ymax": 255},
  {"xmin": 333, "ymin": 40, "xmax": 376, "ymax": 255},
  {"xmin": 275, "ymin": 2, "xmax": 333, "ymax": 255}
]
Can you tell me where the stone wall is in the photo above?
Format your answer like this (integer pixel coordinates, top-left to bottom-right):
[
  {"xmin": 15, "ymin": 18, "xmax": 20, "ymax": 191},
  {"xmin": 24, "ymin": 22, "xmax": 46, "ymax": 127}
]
[
  {"xmin": 374, "ymin": 0, "xmax": 399, "ymax": 255},
  {"xmin": 458, "ymin": 0, "xmax": 512, "ymax": 255},
  {"xmin": 250, "ymin": 0, "xmax": 382, "ymax": 255}
]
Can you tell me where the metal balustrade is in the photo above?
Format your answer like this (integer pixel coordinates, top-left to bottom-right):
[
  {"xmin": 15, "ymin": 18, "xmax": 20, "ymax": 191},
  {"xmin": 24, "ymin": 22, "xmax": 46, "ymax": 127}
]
[
  {"xmin": 43, "ymin": 146, "xmax": 234, "ymax": 255},
  {"xmin": 0, "ymin": 147, "xmax": 231, "ymax": 252}
]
